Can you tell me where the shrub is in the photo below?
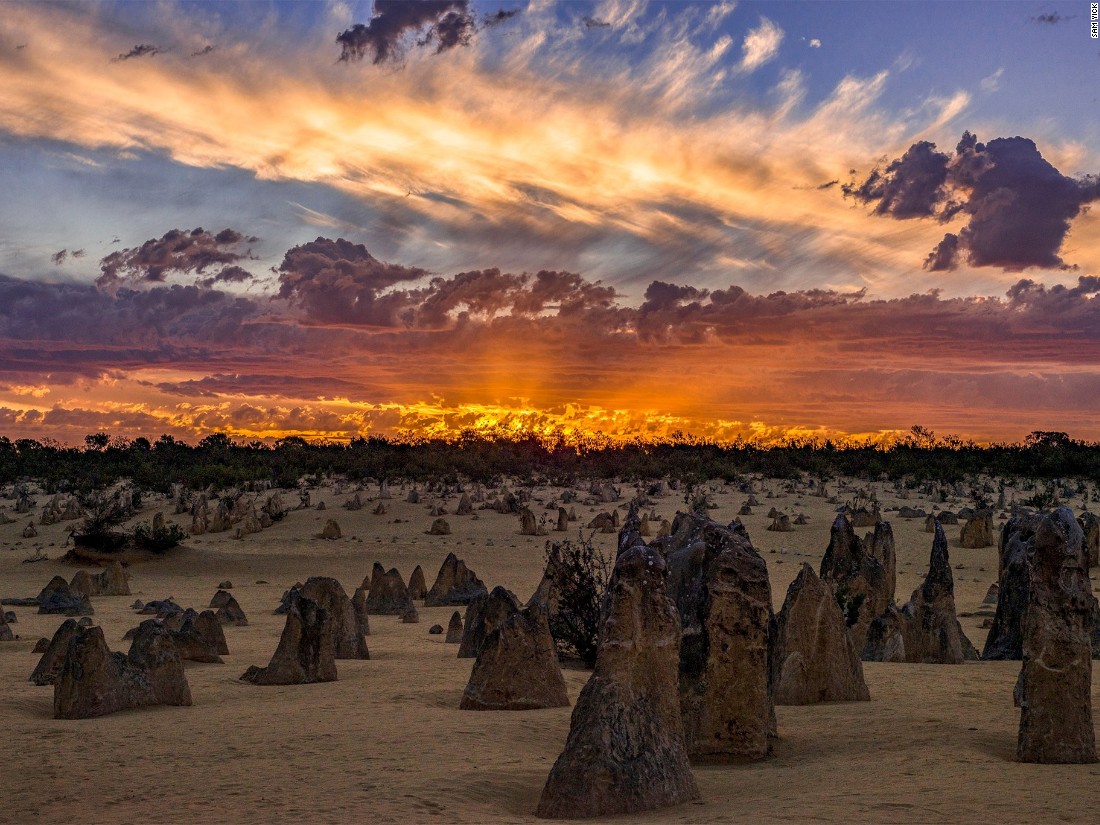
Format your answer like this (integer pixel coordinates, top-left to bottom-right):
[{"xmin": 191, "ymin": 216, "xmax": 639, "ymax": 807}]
[{"xmin": 544, "ymin": 535, "xmax": 613, "ymax": 668}]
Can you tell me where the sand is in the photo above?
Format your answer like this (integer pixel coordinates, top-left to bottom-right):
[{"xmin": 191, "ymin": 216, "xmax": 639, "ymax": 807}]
[{"xmin": 3, "ymin": 478, "xmax": 1100, "ymax": 824}]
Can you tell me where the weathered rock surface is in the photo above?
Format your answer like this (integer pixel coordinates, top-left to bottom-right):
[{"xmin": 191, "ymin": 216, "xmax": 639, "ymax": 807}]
[
  {"xmin": 983, "ymin": 517, "xmax": 1033, "ymax": 660},
  {"xmin": 960, "ymin": 509, "xmax": 995, "ymax": 548},
  {"xmin": 54, "ymin": 623, "xmax": 192, "ymax": 719},
  {"xmin": 241, "ymin": 590, "xmax": 337, "ymax": 685},
  {"xmin": 461, "ymin": 603, "xmax": 568, "ymax": 711},
  {"xmin": 1015, "ymin": 508, "xmax": 1097, "ymax": 763},
  {"xmin": 662, "ymin": 513, "xmax": 776, "ymax": 760},
  {"xmin": 364, "ymin": 563, "xmax": 414, "ymax": 615},
  {"xmin": 69, "ymin": 562, "xmax": 130, "ymax": 597},
  {"xmin": 425, "ymin": 552, "xmax": 487, "ymax": 607},
  {"xmin": 863, "ymin": 522, "xmax": 979, "ymax": 664},
  {"xmin": 536, "ymin": 544, "xmax": 698, "ymax": 818},
  {"xmin": 37, "ymin": 576, "xmax": 93, "ymax": 617},
  {"xmin": 772, "ymin": 563, "xmax": 869, "ymax": 705},
  {"xmin": 818, "ymin": 514, "xmax": 892, "ymax": 655},
  {"xmin": 30, "ymin": 619, "xmax": 80, "ymax": 686},
  {"xmin": 210, "ymin": 589, "xmax": 249, "ymax": 625},
  {"xmin": 407, "ymin": 565, "xmax": 427, "ymax": 600},
  {"xmin": 445, "ymin": 610, "xmax": 463, "ymax": 643},
  {"xmin": 300, "ymin": 577, "xmax": 369, "ymax": 659},
  {"xmin": 427, "ymin": 518, "xmax": 451, "ymax": 536},
  {"xmin": 351, "ymin": 586, "xmax": 371, "ymax": 637},
  {"xmin": 458, "ymin": 586, "xmax": 520, "ymax": 658}
]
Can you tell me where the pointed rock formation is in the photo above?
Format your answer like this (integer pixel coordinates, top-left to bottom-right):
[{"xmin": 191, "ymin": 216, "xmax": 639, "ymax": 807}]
[
  {"xmin": 37, "ymin": 576, "xmax": 93, "ymax": 617},
  {"xmin": 983, "ymin": 517, "xmax": 1032, "ymax": 660},
  {"xmin": 818, "ymin": 514, "xmax": 892, "ymax": 654},
  {"xmin": 555, "ymin": 507, "xmax": 569, "ymax": 532},
  {"xmin": 865, "ymin": 520, "xmax": 897, "ymax": 603},
  {"xmin": 445, "ymin": 610, "xmax": 463, "ymax": 643},
  {"xmin": 767, "ymin": 513, "xmax": 792, "ymax": 532},
  {"xmin": 364, "ymin": 563, "xmax": 414, "ymax": 615},
  {"xmin": 461, "ymin": 603, "xmax": 569, "ymax": 710},
  {"xmin": 458, "ymin": 587, "xmax": 521, "ymax": 658},
  {"xmin": 663, "ymin": 513, "xmax": 776, "ymax": 761},
  {"xmin": 241, "ymin": 589, "xmax": 337, "ymax": 685},
  {"xmin": 400, "ymin": 605, "xmax": 420, "ymax": 623},
  {"xmin": 319, "ymin": 518, "xmax": 342, "ymax": 540},
  {"xmin": 425, "ymin": 552, "xmax": 487, "ymax": 607},
  {"xmin": 407, "ymin": 565, "xmax": 427, "ymax": 600},
  {"xmin": 1015, "ymin": 508, "xmax": 1097, "ymax": 763},
  {"xmin": 536, "ymin": 544, "xmax": 698, "ymax": 819},
  {"xmin": 456, "ymin": 493, "xmax": 473, "ymax": 516},
  {"xmin": 773, "ymin": 563, "xmax": 869, "ymax": 704},
  {"xmin": 209, "ymin": 589, "xmax": 249, "ymax": 625},
  {"xmin": 30, "ymin": 619, "xmax": 80, "ymax": 685},
  {"xmin": 300, "ymin": 577, "xmax": 369, "ymax": 659},
  {"xmin": 54, "ymin": 623, "xmax": 192, "ymax": 719},
  {"xmin": 863, "ymin": 522, "xmax": 979, "ymax": 664},
  {"xmin": 427, "ymin": 517, "xmax": 451, "ymax": 536}
]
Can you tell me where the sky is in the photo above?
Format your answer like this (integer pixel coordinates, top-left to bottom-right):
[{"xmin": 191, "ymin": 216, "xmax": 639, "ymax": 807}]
[{"xmin": 1, "ymin": 0, "xmax": 1099, "ymax": 447}]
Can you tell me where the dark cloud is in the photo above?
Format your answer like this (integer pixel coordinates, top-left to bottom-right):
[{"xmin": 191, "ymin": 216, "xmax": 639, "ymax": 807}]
[
  {"xmin": 97, "ymin": 227, "xmax": 258, "ymax": 289},
  {"xmin": 113, "ymin": 44, "xmax": 162, "ymax": 62},
  {"xmin": 276, "ymin": 237, "xmax": 429, "ymax": 325},
  {"xmin": 583, "ymin": 16, "xmax": 611, "ymax": 29},
  {"xmin": 190, "ymin": 45, "xmax": 215, "ymax": 58},
  {"xmin": 842, "ymin": 141, "xmax": 949, "ymax": 218},
  {"xmin": 483, "ymin": 9, "xmax": 520, "ymax": 27},
  {"xmin": 51, "ymin": 250, "xmax": 67, "ymax": 266},
  {"xmin": 924, "ymin": 233, "xmax": 960, "ymax": 271},
  {"xmin": 816, "ymin": 180, "xmax": 839, "ymax": 190},
  {"xmin": 277, "ymin": 238, "xmax": 619, "ymax": 330},
  {"xmin": 337, "ymin": 1, "xmax": 519, "ymax": 63},
  {"xmin": 337, "ymin": 1, "xmax": 472, "ymax": 63},
  {"xmin": 845, "ymin": 131, "xmax": 1100, "ymax": 271}
]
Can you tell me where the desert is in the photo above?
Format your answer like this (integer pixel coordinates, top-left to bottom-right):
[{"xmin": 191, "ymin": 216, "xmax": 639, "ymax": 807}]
[{"xmin": 4, "ymin": 464, "xmax": 1100, "ymax": 824}]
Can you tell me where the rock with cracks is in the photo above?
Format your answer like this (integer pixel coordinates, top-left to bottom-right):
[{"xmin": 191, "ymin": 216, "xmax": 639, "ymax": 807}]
[
  {"xmin": 536, "ymin": 544, "xmax": 699, "ymax": 818},
  {"xmin": 425, "ymin": 552, "xmax": 487, "ymax": 607},
  {"xmin": 863, "ymin": 522, "xmax": 979, "ymax": 664},
  {"xmin": 241, "ymin": 589, "xmax": 337, "ymax": 685},
  {"xmin": 460, "ymin": 603, "xmax": 568, "ymax": 710},
  {"xmin": 773, "ymin": 563, "xmax": 869, "ymax": 704},
  {"xmin": 1015, "ymin": 508, "xmax": 1097, "ymax": 763},
  {"xmin": 53, "ymin": 623, "xmax": 192, "ymax": 719}
]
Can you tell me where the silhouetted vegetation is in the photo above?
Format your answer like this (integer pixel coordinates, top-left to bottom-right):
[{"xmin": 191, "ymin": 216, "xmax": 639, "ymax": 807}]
[
  {"xmin": 1, "ymin": 426, "xmax": 1100, "ymax": 494},
  {"xmin": 544, "ymin": 536, "xmax": 613, "ymax": 668}
]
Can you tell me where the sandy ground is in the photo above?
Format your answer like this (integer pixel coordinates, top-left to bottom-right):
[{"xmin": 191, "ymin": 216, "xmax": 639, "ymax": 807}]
[{"xmin": 3, "ymin": 477, "xmax": 1100, "ymax": 824}]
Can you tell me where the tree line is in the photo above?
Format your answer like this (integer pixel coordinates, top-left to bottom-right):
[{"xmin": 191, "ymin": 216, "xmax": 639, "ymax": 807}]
[{"xmin": 0, "ymin": 427, "xmax": 1098, "ymax": 495}]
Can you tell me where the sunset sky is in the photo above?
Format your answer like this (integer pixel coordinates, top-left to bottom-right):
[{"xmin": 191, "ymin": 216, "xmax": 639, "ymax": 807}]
[{"xmin": 1, "ymin": 0, "xmax": 1099, "ymax": 446}]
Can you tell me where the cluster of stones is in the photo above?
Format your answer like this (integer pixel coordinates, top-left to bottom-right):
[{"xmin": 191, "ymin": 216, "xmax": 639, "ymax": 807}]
[{"xmin": 189, "ymin": 491, "xmax": 286, "ymax": 539}]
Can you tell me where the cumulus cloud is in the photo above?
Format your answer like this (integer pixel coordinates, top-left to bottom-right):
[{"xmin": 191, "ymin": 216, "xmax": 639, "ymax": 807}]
[
  {"xmin": 337, "ymin": 0, "xmax": 494, "ymax": 63},
  {"xmin": 739, "ymin": 16, "xmax": 783, "ymax": 72},
  {"xmin": 97, "ymin": 227, "xmax": 257, "ymax": 289},
  {"xmin": 6, "ymin": 261, "xmax": 1100, "ymax": 443},
  {"xmin": 276, "ymin": 237, "xmax": 619, "ymax": 329},
  {"xmin": 276, "ymin": 237, "xmax": 429, "ymax": 325},
  {"xmin": 844, "ymin": 131, "xmax": 1100, "ymax": 271}
]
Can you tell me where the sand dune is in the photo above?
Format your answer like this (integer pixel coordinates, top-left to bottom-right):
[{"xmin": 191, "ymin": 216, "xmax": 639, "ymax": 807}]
[{"xmin": 3, "ymin": 479, "xmax": 1099, "ymax": 823}]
